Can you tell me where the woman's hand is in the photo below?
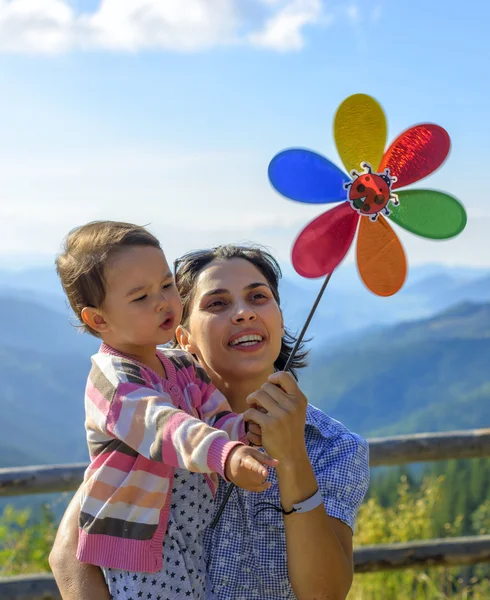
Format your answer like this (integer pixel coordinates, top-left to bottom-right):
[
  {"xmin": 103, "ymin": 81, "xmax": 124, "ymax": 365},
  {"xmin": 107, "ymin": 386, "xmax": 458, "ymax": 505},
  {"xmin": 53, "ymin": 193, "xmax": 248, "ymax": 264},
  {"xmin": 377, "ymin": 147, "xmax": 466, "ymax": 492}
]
[{"xmin": 243, "ymin": 371, "xmax": 308, "ymax": 462}]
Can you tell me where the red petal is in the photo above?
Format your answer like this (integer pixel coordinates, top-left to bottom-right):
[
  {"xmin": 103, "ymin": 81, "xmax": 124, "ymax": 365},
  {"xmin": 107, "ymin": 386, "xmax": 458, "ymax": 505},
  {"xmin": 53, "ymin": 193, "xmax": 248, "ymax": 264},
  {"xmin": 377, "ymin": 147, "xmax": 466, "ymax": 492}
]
[
  {"xmin": 292, "ymin": 202, "xmax": 359, "ymax": 278},
  {"xmin": 379, "ymin": 124, "xmax": 450, "ymax": 189}
]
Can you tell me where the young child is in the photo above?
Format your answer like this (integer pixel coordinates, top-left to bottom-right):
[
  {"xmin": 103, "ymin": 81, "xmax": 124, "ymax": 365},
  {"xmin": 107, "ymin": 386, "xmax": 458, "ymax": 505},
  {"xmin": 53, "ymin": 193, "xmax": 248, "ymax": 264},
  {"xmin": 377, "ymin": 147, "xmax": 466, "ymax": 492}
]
[{"xmin": 55, "ymin": 220, "xmax": 276, "ymax": 600}]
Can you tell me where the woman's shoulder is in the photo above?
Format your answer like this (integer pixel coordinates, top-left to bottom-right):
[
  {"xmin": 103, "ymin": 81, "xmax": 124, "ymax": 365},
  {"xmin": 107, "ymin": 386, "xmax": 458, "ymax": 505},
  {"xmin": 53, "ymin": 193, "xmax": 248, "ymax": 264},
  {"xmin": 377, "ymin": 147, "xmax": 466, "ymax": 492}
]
[
  {"xmin": 304, "ymin": 404, "xmax": 369, "ymax": 469},
  {"xmin": 305, "ymin": 403, "xmax": 366, "ymax": 442},
  {"xmin": 305, "ymin": 404, "xmax": 370, "ymax": 531}
]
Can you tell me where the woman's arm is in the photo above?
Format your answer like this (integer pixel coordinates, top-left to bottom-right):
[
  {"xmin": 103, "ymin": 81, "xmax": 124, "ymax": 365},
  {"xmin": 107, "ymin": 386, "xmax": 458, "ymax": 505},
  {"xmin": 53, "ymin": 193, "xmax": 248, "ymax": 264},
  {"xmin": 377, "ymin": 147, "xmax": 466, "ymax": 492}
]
[
  {"xmin": 49, "ymin": 488, "xmax": 111, "ymax": 600},
  {"xmin": 245, "ymin": 372, "xmax": 355, "ymax": 600}
]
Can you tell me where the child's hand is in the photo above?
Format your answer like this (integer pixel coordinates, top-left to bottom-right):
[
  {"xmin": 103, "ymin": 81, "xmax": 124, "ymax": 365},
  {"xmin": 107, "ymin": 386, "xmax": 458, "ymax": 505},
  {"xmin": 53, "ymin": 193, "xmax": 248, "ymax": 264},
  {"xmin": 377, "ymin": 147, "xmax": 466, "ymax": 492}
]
[{"xmin": 225, "ymin": 445, "xmax": 278, "ymax": 492}]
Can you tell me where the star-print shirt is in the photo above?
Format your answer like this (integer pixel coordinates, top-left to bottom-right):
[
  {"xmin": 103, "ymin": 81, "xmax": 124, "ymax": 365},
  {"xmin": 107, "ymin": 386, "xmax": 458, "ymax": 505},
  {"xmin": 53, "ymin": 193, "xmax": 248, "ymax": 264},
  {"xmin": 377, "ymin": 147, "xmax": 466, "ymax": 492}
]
[
  {"xmin": 204, "ymin": 404, "xmax": 370, "ymax": 600},
  {"xmin": 103, "ymin": 468, "xmax": 216, "ymax": 600}
]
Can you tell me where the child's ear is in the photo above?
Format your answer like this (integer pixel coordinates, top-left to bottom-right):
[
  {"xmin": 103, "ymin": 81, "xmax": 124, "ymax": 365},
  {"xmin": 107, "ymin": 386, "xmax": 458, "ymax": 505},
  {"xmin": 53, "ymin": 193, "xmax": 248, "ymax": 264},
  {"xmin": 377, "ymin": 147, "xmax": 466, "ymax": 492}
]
[
  {"xmin": 175, "ymin": 325, "xmax": 195, "ymax": 353},
  {"xmin": 81, "ymin": 307, "xmax": 109, "ymax": 334}
]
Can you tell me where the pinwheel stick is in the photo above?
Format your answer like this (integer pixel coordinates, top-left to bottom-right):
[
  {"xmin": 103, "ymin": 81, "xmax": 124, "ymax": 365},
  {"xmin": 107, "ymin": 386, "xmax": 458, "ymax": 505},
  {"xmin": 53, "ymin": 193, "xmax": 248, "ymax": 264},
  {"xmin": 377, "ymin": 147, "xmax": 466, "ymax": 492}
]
[{"xmin": 210, "ymin": 272, "xmax": 333, "ymax": 528}]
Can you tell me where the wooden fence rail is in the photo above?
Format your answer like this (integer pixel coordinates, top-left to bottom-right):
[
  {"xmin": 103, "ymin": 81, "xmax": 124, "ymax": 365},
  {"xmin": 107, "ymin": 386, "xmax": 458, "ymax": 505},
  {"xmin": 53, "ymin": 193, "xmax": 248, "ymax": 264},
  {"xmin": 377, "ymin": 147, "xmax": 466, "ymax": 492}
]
[
  {"xmin": 2, "ymin": 428, "xmax": 490, "ymax": 497},
  {"xmin": 2, "ymin": 429, "xmax": 490, "ymax": 598},
  {"xmin": 2, "ymin": 535, "xmax": 490, "ymax": 600}
]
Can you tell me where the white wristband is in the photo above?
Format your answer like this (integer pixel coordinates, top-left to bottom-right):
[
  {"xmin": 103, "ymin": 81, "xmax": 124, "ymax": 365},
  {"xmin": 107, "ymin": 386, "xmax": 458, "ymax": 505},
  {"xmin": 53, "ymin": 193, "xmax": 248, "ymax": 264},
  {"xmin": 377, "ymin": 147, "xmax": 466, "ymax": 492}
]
[{"xmin": 285, "ymin": 488, "xmax": 323, "ymax": 515}]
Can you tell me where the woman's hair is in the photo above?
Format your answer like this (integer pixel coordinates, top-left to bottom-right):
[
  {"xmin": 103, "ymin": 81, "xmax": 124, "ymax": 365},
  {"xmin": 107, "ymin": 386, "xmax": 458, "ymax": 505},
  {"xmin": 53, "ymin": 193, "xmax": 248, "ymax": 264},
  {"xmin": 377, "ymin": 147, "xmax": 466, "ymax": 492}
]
[
  {"xmin": 174, "ymin": 244, "xmax": 308, "ymax": 379},
  {"xmin": 55, "ymin": 220, "xmax": 161, "ymax": 337}
]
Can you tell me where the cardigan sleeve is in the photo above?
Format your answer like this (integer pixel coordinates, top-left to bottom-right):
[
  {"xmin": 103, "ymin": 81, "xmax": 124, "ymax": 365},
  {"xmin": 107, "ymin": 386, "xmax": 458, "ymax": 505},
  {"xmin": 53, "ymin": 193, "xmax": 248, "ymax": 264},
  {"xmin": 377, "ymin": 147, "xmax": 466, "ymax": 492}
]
[{"xmin": 86, "ymin": 353, "xmax": 241, "ymax": 479}]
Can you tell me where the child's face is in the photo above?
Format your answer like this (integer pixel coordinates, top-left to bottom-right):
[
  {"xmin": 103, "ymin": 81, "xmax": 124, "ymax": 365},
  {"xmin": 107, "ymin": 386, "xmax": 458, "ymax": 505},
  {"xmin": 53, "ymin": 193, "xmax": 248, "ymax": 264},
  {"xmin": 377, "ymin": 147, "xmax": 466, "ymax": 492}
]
[{"xmin": 100, "ymin": 245, "xmax": 182, "ymax": 348}]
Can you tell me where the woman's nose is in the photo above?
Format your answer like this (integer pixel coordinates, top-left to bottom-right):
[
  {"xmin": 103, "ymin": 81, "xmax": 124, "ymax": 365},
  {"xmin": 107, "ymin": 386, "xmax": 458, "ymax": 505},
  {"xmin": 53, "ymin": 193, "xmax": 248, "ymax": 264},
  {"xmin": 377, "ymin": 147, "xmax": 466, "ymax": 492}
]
[{"xmin": 232, "ymin": 306, "xmax": 256, "ymax": 323}]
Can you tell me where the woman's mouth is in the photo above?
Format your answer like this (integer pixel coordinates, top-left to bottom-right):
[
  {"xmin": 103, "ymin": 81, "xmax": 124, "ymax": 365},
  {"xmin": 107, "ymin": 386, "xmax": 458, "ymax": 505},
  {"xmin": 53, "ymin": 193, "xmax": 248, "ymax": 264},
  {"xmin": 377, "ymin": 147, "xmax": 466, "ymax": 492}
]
[
  {"xmin": 159, "ymin": 316, "xmax": 175, "ymax": 330},
  {"xmin": 229, "ymin": 334, "xmax": 264, "ymax": 351}
]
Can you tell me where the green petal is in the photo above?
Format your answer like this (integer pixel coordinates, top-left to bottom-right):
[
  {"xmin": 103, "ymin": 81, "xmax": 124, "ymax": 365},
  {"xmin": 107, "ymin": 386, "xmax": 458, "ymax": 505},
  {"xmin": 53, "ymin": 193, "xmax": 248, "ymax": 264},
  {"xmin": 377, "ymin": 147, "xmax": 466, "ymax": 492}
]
[{"xmin": 388, "ymin": 189, "xmax": 467, "ymax": 239}]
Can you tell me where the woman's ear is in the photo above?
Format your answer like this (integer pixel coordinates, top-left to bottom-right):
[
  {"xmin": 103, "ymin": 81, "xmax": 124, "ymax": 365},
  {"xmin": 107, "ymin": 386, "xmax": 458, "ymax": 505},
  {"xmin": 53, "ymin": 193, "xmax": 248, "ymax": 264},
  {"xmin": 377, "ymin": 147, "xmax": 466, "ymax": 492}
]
[
  {"xmin": 175, "ymin": 325, "xmax": 194, "ymax": 353},
  {"xmin": 81, "ymin": 307, "xmax": 109, "ymax": 334}
]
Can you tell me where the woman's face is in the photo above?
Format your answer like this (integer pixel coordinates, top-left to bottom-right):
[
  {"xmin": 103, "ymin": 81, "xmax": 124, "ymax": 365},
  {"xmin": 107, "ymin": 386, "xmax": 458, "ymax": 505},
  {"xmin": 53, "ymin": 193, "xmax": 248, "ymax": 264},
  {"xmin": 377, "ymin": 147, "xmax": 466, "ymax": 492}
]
[{"xmin": 179, "ymin": 258, "xmax": 284, "ymax": 385}]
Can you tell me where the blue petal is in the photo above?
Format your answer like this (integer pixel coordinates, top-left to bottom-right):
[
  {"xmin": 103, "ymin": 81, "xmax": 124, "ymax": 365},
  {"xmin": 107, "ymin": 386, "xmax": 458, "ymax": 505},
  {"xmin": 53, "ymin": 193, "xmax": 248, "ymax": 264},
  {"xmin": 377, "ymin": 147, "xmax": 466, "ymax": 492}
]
[{"xmin": 268, "ymin": 148, "xmax": 350, "ymax": 204}]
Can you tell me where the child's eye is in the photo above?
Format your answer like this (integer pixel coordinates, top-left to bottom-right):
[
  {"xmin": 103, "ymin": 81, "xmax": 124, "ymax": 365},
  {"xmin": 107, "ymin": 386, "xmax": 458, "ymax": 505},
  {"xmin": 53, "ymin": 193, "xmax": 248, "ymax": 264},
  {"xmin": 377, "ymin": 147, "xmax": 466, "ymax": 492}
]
[
  {"xmin": 163, "ymin": 282, "xmax": 174, "ymax": 290},
  {"xmin": 133, "ymin": 295, "xmax": 147, "ymax": 302}
]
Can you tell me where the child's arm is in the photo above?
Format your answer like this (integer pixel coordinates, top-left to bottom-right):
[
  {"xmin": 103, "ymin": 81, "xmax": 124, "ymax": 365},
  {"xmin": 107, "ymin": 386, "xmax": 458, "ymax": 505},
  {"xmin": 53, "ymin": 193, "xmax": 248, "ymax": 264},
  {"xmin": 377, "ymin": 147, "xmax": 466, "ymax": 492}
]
[
  {"xmin": 88, "ymin": 377, "xmax": 237, "ymax": 480},
  {"xmin": 191, "ymin": 359, "xmax": 250, "ymax": 444},
  {"xmin": 88, "ymin": 381, "xmax": 276, "ymax": 491}
]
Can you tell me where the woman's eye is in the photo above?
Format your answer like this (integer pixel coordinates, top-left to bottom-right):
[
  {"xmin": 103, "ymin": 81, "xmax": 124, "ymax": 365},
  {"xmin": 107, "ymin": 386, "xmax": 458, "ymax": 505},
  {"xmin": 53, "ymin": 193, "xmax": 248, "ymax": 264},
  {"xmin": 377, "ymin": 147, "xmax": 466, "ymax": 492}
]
[
  {"xmin": 208, "ymin": 300, "xmax": 227, "ymax": 308},
  {"xmin": 251, "ymin": 293, "xmax": 267, "ymax": 301},
  {"xmin": 133, "ymin": 295, "xmax": 147, "ymax": 302}
]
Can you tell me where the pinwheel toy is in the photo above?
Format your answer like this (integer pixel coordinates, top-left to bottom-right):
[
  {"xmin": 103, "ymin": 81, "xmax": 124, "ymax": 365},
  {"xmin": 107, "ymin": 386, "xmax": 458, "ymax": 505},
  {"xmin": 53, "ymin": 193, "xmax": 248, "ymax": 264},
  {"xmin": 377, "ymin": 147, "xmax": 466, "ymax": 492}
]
[
  {"xmin": 211, "ymin": 93, "xmax": 467, "ymax": 527},
  {"xmin": 269, "ymin": 93, "xmax": 467, "ymax": 297}
]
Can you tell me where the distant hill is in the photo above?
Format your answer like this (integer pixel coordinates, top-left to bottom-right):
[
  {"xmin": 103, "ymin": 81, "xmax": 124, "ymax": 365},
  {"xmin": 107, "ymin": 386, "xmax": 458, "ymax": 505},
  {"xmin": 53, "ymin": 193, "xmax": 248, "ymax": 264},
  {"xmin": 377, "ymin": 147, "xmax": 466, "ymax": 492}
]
[
  {"xmin": 0, "ymin": 295, "xmax": 97, "ymax": 467},
  {"xmin": 0, "ymin": 344, "xmax": 89, "ymax": 466},
  {"xmin": 1, "ymin": 268, "xmax": 490, "ymax": 469},
  {"xmin": 2, "ymin": 262, "xmax": 490, "ymax": 344},
  {"xmin": 301, "ymin": 302, "xmax": 490, "ymax": 438},
  {"xmin": 0, "ymin": 296, "xmax": 98, "ymax": 355},
  {"xmin": 279, "ymin": 265, "xmax": 490, "ymax": 347}
]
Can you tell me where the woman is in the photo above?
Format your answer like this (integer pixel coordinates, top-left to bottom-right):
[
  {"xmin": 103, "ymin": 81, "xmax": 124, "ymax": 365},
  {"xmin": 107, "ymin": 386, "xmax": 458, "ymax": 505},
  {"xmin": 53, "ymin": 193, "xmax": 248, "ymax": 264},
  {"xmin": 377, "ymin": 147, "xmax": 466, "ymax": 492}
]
[{"xmin": 49, "ymin": 244, "xmax": 370, "ymax": 600}]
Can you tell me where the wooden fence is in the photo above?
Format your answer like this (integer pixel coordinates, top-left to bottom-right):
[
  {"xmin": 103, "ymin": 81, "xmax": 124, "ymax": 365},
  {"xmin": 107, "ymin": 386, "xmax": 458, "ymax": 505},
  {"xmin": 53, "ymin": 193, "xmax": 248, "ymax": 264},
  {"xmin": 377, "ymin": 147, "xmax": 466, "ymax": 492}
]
[{"xmin": 2, "ymin": 428, "xmax": 490, "ymax": 599}]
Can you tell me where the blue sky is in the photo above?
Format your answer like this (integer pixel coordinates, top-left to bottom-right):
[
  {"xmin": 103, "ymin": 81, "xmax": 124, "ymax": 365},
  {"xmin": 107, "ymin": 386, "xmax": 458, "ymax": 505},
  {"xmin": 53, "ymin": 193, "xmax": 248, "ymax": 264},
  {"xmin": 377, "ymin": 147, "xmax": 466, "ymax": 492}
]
[{"xmin": 0, "ymin": 0, "xmax": 489, "ymax": 271}]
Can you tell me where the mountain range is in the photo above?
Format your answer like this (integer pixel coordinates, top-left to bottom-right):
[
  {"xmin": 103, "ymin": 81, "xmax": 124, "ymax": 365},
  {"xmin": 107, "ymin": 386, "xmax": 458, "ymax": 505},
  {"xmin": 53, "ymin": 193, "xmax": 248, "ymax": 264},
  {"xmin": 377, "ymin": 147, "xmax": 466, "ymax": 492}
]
[{"xmin": 0, "ymin": 263, "xmax": 489, "ymax": 468}]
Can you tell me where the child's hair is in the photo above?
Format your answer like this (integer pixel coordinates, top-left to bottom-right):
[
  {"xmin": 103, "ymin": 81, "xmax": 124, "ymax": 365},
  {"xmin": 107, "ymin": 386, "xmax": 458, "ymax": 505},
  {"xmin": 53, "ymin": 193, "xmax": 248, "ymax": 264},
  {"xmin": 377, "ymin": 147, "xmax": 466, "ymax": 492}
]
[
  {"xmin": 55, "ymin": 220, "xmax": 161, "ymax": 337},
  {"xmin": 174, "ymin": 244, "xmax": 309, "ymax": 379}
]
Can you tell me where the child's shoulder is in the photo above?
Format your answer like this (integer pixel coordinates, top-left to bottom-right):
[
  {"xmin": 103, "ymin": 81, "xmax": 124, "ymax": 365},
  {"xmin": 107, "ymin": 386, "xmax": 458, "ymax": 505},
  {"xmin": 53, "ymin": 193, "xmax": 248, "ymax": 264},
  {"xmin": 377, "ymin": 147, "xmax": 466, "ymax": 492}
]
[
  {"xmin": 90, "ymin": 350, "xmax": 147, "ymax": 385},
  {"xmin": 157, "ymin": 347, "xmax": 198, "ymax": 372},
  {"xmin": 157, "ymin": 348, "xmax": 209, "ymax": 383}
]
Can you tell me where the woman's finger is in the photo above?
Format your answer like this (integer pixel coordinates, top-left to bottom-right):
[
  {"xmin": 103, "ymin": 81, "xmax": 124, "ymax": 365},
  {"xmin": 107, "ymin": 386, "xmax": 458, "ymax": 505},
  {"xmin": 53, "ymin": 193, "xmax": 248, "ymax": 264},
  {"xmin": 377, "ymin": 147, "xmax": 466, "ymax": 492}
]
[
  {"xmin": 247, "ymin": 422, "xmax": 262, "ymax": 436},
  {"xmin": 268, "ymin": 371, "xmax": 299, "ymax": 395},
  {"xmin": 246, "ymin": 390, "xmax": 284, "ymax": 417},
  {"xmin": 243, "ymin": 407, "xmax": 274, "ymax": 428},
  {"xmin": 247, "ymin": 431, "xmax": 262, "ymax": 446},
  {"xmin": 259, "ymin": 382, "xmax": 295, "ymax": 411}
]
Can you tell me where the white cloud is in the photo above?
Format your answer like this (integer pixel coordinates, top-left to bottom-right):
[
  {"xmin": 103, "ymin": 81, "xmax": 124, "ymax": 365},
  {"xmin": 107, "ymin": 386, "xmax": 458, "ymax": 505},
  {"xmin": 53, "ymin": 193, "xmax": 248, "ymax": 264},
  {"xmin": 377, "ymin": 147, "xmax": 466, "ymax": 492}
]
[
  {"xmin": 0, "ymin": 0, "xmax": 74, "ymax": 54},
  {"xmin": 79, "ymin": 0, "xmax": 239, "ymax": 52},
  {"xmin": 249, "ymin": 0, "xmax": 322, "ymax": 51},
  {"xmin": 0, "ymin": 0, "xmax": 327, "ymax": 54}
]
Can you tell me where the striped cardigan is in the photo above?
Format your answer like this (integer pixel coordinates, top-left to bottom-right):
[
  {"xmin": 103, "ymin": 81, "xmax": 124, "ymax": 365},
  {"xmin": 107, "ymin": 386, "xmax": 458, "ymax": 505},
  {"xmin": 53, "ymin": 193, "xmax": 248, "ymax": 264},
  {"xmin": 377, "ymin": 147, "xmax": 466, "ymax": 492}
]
[{"xmin": 77, "ymin": 343, "xmax": 246, "ymax": 573}]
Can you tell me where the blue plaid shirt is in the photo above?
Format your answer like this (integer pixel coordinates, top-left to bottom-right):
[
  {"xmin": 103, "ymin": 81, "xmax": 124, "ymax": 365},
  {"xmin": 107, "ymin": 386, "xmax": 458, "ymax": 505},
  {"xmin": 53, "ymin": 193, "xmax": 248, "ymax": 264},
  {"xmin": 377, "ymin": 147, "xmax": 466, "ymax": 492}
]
[{"xmin": 203, "ymin": 404, "xmax": 370, "ymax": 600}]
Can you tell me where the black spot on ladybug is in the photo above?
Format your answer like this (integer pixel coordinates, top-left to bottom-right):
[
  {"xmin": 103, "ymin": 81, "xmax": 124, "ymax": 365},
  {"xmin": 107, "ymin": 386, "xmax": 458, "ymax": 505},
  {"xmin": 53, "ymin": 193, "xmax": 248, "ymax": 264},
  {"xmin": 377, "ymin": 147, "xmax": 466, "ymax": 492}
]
[
  {"xmin": 362, "ymin": 203, "xmax": 370, "ymax": 212},
  {"xmin": 357, "ymin": 184, "xmax": 366, "ymax": 193},
  {"xmin": 365, "ymin": 176, "xmax": 370, "ymax": 181},
  {"xmin": 374, "ymin": 194, "xmax": 385, "ymax": 205}
]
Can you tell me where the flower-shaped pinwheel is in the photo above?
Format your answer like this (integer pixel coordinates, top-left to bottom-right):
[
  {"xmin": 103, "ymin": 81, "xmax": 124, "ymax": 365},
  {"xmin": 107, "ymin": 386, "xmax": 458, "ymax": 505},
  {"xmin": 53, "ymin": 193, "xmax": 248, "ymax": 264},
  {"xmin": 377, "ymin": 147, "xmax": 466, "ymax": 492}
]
[{"xmin": 268, "ymin": 94, "xmax": 467, "ymax": 296}]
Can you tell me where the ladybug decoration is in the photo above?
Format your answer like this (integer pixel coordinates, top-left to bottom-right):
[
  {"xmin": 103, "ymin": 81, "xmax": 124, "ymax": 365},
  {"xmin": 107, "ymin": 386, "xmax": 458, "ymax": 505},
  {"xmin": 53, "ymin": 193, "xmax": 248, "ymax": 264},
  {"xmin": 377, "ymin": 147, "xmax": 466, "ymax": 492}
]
[{"xmin": 345, "ymin": 162, "xmax": 398, "ymax": 221}]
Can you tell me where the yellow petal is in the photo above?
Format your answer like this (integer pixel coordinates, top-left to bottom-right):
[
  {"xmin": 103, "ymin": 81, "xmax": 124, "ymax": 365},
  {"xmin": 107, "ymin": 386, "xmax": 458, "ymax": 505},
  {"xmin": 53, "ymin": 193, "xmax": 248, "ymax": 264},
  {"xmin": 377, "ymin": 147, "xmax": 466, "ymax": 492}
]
[{"xmin": 334, "ymin": 94, "xmax": 387, "ymax": 174}]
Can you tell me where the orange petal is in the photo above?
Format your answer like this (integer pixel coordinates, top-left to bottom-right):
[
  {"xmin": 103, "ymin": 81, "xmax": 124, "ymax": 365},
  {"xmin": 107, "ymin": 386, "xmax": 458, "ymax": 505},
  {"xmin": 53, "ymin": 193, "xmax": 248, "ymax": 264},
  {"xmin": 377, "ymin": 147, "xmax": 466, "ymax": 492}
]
[{"xmin": 356, "ymin": 215, "xmax": 407, "ymax": 296}]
